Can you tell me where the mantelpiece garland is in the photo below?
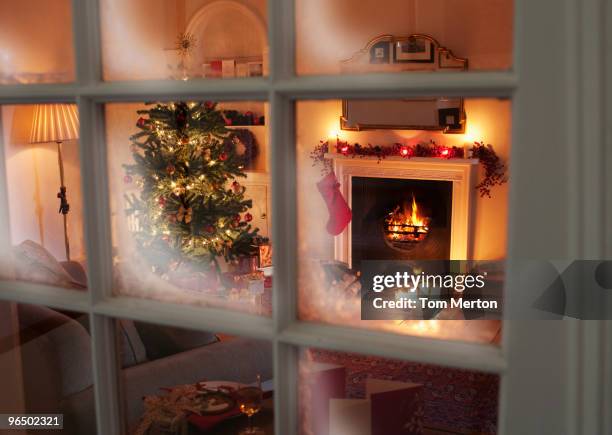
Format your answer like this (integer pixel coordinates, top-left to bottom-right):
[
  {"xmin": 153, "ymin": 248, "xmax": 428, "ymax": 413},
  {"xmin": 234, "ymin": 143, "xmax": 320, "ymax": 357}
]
[{"xmin": 311, "ymin": 139, "xmax": 507, "ymax": 198}]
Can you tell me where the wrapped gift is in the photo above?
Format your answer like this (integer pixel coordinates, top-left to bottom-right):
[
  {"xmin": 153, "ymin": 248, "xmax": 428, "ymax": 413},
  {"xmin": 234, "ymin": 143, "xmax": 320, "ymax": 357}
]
[{"xmin": 258, "ymin": 243, "xmax": 272, "ymax": 268}]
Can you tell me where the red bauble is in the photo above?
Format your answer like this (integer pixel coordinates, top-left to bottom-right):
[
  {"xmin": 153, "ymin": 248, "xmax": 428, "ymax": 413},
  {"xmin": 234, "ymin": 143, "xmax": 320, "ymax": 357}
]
[
  {"xmin": 205, "ymin": 224, "xmax": 215, "ymax": 234},
  {"xmin": 137, "ymin": 117, "xmax": 146, "ymax": 128},
  {"xmin": 166, "ymin": 164, "xmax": 176, "ymax": 175},
  {"xmin": 231, "ymin": 181, "xmax": 241, "ymax": 192},
  {"xmin": 180, "ymin": 136, "xmax": 190, "ymax": 145},
  {"xmin": 219, "ymin": 152, "xmax": 228, "ymax": 161},
  {"xmin": 158, "ymin": 197, "xmax": 166, "ymax": 206},
  {"xmin": 204, "ymin": 101, "xmax": 214, "ymax": 110},
  {"xmin": 244, "ymin": 213, "xmax": 253, "ymax": 222},
  {"xmin": 224, "ymin": 118, "xmax": 233, "ymax": 126},
  {"xmin": 123, "ymin": 175, "xmax": 133, "ymax": 184}
]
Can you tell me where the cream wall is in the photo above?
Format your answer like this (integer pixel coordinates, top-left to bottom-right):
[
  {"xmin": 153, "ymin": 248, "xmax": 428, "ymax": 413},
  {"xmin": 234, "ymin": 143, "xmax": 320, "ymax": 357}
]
[
  {"xmin": 0, "ymin": 0, "xmax": 75, "ymax": 81},
  {"xmin": 296, "ymin": 0, "xmax": 513, "ymax": 75}
]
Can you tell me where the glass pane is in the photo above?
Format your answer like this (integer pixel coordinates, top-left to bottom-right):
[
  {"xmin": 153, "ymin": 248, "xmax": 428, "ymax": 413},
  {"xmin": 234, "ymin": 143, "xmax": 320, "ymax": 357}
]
[
  {"xmin": 0, "ymin": 0, "xmax": 76, "ymax": 84},
  {"xmin": 297, "ymin": 98, "xmax": 510, "ymax": 343},
  {"xmin": 0, "ymin": 104, "xmax": 88, "ymax": 290},
  {"xmin": 115, "ymin": 319, "xmax": 273, "ymax": 434},
  {"xmin": 106, "ymin": 101, "xmax": 272, "ymax": 315},
  {"xmin": 299, "ymin": 347, "xmax": 499, "ymax": 434},
  {"xmin": 0, "ymin": 301, "xmax": 97, "ymax": 434},
  {"xmin": 296, "ymin": 0, "xmax": 513, "ymax": 76},
  {"xmin": 100, "ymin": 0, "xmax": 268, "ymax": 81}
]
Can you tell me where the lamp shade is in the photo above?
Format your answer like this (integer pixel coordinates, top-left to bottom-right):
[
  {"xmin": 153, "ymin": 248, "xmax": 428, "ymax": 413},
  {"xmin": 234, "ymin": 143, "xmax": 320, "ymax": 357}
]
[{"xmin": 29, "ymin": 104, "xmax": 79, "ymax": 144}]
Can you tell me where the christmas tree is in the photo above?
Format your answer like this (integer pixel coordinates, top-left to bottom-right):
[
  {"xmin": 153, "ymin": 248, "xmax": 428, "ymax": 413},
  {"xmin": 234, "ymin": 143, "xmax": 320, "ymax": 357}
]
[{"xmin": 124, "ymin": 101, "xmax": 260, "ymax": 274}]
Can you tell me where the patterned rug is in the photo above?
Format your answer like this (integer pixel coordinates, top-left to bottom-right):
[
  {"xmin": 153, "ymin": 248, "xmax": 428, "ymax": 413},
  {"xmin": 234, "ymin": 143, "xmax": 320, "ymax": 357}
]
[{"xmin": 310, "ymin": 349, "xmax": 499, "ymax": 434}]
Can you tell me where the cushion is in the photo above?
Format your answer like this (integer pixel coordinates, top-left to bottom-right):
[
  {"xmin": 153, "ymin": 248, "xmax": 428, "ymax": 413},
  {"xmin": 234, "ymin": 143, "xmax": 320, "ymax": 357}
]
[
  {"xmin": 72, "ymin": 316, "xmax": 148, "ymax": 368},
  {"xmin": 117, "ymin": 319, "xmax": 148, "ymax": 368},
  {"xmin": 134, "ymin": 322, "xmax": 218, "ymax": 361},
  {"xmin": 11, "ymin": 240, "xmax": 83, "ymax": 289}
]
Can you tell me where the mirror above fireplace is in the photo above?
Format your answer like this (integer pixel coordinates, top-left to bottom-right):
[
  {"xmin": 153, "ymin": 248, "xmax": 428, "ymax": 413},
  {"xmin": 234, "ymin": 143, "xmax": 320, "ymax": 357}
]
[{"xmin": 340, "ymin": 34, "xmax": 468, "ymax": 133}]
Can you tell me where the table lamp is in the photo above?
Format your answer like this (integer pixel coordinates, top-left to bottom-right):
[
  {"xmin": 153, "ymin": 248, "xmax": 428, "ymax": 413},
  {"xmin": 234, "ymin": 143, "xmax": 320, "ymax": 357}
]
[{"xmin": 29, "ymin": 104, "xmax": 79, "ymax": 261}]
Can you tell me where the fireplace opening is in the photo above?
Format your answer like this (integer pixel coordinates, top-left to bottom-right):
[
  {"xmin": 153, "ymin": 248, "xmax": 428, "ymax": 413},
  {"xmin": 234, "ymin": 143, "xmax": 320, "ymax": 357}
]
[{"xmin": 351, "ymin": 177, "xmax": 453, "ymax": 269}]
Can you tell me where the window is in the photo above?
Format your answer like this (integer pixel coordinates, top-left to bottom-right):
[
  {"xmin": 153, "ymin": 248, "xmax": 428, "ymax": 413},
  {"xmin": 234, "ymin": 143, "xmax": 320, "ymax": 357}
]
[{"xmin": 0, "ymin": 0, "xmax": 609, "ymax": 434}]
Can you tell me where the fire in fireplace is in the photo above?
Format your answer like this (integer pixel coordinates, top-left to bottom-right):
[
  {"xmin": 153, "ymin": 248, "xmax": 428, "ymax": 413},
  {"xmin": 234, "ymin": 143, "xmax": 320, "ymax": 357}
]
[
  {"xmin": 383, "ymin": 194, "xmax": 430, "ymax": 248},
  {"xmin": 351, "ymin": 177, "xmax": 453, "ymax": 269}
]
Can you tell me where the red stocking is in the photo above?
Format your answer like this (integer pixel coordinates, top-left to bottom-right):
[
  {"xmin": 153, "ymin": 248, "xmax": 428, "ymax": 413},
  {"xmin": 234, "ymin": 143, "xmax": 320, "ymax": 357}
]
[{"xmin": 317, "ymin": 171, "xmax": 352, "ymax": 235}]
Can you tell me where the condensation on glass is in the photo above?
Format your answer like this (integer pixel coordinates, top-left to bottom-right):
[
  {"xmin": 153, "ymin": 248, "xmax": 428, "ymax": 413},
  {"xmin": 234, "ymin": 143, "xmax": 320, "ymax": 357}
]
[
  {"xmin": 0, "ymin": 104, "xmax": 87, "ymax": 290},
  {"xmin": 105, "ymin": 101, "xmax": 272, "ymax": 315},
  {"xmin": 99, "ymin": 0, "xmax": 268, "ymax": 81},
  {"xmin": 296, "ymin": 0, "xmax": 513, "ymax": 76},
  {"xmin": 0, "ymin": 0, "xmax": 76, "ymax": 84},
  {"xmin": 296, "ymin": 98, "xmax": 511, "ymax": 344}
]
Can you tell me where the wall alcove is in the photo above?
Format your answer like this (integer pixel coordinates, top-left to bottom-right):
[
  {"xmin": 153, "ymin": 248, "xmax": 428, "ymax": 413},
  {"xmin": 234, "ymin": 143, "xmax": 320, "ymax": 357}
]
[{"xmin": 184, "ymin": 0, "xmax": 268, "ymax": 76}]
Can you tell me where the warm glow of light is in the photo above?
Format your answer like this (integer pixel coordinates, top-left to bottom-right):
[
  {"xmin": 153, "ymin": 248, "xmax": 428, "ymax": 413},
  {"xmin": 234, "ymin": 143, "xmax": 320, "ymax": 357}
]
[
  {"xmin": 440, "ymin": 148, "xmax": 450, "ymax": 156},
  {"xmin": 384, "ymin": 194, "xmax": 430, "ymax": 243},
  {"xmin": 463, "ymin": 123, "xmax": 483, "ymax": 143},
  {"xmin": 400, "ymin": 145, "xmax": 410, "ymax": 157}
]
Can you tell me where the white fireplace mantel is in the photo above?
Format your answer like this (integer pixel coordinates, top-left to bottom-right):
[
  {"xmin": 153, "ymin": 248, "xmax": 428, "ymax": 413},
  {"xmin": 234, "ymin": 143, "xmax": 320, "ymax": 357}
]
[{"xmin": 327, "ymin": 154, "xmax": 479, "ymax": 266}]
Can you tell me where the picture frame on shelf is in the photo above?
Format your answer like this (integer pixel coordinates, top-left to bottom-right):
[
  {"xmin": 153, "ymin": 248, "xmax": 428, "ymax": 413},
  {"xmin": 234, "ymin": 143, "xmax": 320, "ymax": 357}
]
[
  {"xmin": 369, "ymin": 41, "xmax": 390, "ymax": 64},
  {"xmin": 394, "ymin": 37, "xmax": 434, "ymax": 63}
]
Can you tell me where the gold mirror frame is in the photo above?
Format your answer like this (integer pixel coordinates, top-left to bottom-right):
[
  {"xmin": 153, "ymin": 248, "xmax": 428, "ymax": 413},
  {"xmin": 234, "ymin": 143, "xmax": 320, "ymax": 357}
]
[{"xmin": 340, "ymin": 34, "xmax": 468, "ymax": 134}]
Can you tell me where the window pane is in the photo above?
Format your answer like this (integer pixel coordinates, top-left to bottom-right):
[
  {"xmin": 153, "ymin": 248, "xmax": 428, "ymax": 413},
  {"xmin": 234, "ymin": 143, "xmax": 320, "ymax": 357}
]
[
  {"xmin": 0, "ymin": 301, "xmax": 97, "ymax": 434},
  {"xmin": 299, "ymin": 347, "xmax": 499, "ymax": 434},
  {"xmin": 0, "ymin": 104, "xmax": 88, "ymax": 291},
  {"xmin": 0, "ymin": 0, "xmax": 75, "ymax": 84},
  {"xmin": 115, "ymin": 319, "xmax": 273, "ymax": 434},
  {"xmin": 296, "ymin": 0, "xmax": 513, "ymax": 76},
  {"xmin": 297, "ymin": 98, "xmax": 510, "ymax": 344},
  {"xmin": 100, "ymin": 0, "xmax": 268, "ymax": 81},
  {"xmin": 106, "ymin": 101, "xmax": 272, "ymax": 315}
]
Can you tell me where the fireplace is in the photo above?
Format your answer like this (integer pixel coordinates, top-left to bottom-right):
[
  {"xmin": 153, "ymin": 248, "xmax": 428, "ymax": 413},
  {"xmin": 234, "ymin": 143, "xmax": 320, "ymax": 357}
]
[
  {"xmin": 351, "ymin": 177, "xmax": 453, "ymax": 270},
  {"xmin": 329, "ymin": 154, "xmax": 478, "ymax": 268}
]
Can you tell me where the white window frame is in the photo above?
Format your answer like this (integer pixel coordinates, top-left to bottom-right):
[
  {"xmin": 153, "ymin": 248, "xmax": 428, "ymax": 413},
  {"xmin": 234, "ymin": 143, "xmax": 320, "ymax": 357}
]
[{"xmin": 0, "ymin": 0, "xmax": 610, "ymax": 434}]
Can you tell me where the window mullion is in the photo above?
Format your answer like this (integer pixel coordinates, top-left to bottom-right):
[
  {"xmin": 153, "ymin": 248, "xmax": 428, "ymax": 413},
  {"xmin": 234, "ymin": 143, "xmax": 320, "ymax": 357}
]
[
  {"xmin": 0, "ymin": 110, "xmax": 12, "ymax": 264},
  {"xmin": 77, "ymin": 98, "xmax": 113, "ymax": 303},
  {"xmin": 71, "ymin": 0, "xmax": 103, "ymax": 85},
  {"xmin": 89, "ymin": 313, "xmax": 124, "ymax": 435}
]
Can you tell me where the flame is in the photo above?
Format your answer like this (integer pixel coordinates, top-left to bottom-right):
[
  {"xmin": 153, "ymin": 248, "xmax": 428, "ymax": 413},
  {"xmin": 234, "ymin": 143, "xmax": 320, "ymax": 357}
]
[{"xmin": 385, "ymin": 194, "xmax": 430, "ymax": 242}]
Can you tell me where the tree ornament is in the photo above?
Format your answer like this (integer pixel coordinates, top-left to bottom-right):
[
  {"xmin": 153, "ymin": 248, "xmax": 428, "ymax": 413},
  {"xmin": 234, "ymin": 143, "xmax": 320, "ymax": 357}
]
[
  {"xmin": 176, "ymin": 205, "xmax": 193, "ymax": 224},
  {"xmin": 231, "ymin": 181, "xmax": 241, "ymax": 193},
  {"xmin": 123, "ymin": 175, "xmax": 133, "ymax": 184},
  {"xmin": 172, "ymin": 185, "xmax": 186, "ymax": 196},
  {"xmin": 124, "ymin": 101, "xmax": 260, "ymax": 275},
  {"xmin": 244, "ymin": 213, "xmax": 253, "ymax": 222},
  {"xmin": 137, "ymin": 117, "xmax": 146, "ymax": 128}
]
